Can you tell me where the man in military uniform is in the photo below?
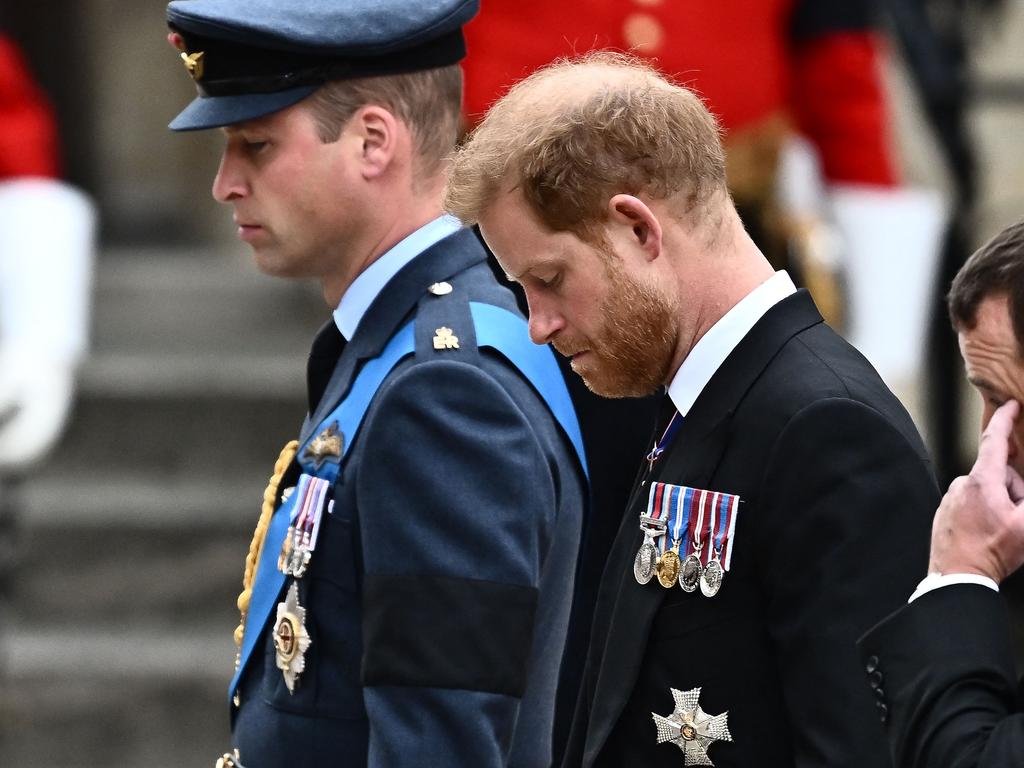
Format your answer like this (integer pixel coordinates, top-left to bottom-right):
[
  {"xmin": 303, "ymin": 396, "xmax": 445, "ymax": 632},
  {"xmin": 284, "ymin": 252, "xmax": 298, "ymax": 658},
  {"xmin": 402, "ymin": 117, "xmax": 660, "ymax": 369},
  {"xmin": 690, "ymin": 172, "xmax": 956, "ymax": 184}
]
[
  {"xmin": 165, "ymin": 2, "xmax": 587, "ymax": 766},
  {"xmin": 447, "ymin": 54, "xmax": 939, "ymax": 767}
]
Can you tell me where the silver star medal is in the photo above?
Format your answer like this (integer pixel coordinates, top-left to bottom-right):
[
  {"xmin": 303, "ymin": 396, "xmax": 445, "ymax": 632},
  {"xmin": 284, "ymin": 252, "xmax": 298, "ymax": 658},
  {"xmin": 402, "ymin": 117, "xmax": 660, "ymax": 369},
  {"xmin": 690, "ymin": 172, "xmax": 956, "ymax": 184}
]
[
  {"xmin": 652, "ymin": 687, "xmax": 732, "ymax": 766},
  {"xmin": 273, "ymin": 582, "xmax": 312, "ymax": 693}
]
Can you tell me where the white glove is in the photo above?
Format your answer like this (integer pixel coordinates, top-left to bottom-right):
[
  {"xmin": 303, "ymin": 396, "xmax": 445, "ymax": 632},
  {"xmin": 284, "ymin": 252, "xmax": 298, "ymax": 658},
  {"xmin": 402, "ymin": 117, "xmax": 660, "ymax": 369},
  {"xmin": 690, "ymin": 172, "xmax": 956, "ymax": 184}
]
[
  {"xmin": 0, "ymin": 178, "xmax": 96, "ymax": 472},
  {"xmin": 0, "ymin": 351, "xmax": 75, "ymax": 472},
  {"xmin": 829, "ymin": 184, "xmax": 947, "ymax": 387}
]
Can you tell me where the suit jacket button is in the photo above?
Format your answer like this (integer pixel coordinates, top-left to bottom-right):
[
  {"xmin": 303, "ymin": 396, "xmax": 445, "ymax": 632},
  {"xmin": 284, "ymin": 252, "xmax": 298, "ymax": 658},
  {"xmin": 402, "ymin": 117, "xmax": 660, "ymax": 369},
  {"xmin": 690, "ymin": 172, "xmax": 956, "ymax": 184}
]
[
  {"xmin": 865, "ymin": 655, "xmax": 880, "ymax": 674},
  {"xmin": 868, "ymin": 669, "xmax": 884, "ymax": 688},
  {"xmin": 876, "ymin": 700, "xmax": 888, "ymax": 724}
]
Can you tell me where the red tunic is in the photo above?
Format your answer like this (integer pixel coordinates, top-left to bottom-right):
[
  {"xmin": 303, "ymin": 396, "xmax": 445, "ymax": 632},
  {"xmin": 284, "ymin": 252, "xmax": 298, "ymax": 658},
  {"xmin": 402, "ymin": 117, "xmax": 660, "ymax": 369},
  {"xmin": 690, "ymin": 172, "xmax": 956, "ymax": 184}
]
[
  {"xmin": 463, "ymin": 0, "xmax": 896, "ymax": 186},
  {"xmin": 0, "ymin": 34, "xmax": 60, "ymax": 180}
]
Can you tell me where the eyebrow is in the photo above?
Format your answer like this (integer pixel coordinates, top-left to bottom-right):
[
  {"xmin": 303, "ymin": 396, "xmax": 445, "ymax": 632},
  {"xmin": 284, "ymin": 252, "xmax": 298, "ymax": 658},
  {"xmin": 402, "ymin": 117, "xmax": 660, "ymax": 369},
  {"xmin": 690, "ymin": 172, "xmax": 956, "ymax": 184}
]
[{"xmin": 508, "ymin": 258, "xmax": 560, "ymax": 282}]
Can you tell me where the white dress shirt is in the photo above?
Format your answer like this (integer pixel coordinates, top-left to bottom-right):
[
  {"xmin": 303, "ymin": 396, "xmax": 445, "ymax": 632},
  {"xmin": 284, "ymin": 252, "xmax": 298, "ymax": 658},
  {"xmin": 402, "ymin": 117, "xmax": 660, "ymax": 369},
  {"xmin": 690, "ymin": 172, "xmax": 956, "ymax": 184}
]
[{"xmin": 667, "ymin": 271, "xmax": 797, "ymax": 416}]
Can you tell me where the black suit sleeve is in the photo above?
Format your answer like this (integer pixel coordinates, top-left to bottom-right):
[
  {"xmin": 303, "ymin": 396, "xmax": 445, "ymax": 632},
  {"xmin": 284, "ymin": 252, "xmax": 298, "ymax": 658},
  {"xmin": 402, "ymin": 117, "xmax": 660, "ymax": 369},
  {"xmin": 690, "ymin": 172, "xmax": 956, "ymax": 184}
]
[
  {"xmin": 756, "ymin": 397, "xmax": 938, "ymax": 766},
  {"xmin": 859, "ymin": 584, "xmax": 1024, "ymax": 768}
]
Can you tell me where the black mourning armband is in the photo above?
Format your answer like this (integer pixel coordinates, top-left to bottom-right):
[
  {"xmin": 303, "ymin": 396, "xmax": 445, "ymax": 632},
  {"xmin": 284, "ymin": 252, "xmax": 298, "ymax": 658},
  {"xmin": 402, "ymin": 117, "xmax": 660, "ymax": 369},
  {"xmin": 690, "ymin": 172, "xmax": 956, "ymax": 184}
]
[{"xmin": 361, "ymin": 574, "xmax": 539, "ymax": 697}]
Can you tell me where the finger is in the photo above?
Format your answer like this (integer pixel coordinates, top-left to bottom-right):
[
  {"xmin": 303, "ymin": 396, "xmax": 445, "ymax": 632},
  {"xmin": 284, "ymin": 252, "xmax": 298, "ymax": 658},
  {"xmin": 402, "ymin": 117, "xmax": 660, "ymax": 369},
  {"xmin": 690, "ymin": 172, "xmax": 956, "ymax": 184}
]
[{"xmin": 974, "ymin": 400, "xmax": 1021, "ymax": 480}]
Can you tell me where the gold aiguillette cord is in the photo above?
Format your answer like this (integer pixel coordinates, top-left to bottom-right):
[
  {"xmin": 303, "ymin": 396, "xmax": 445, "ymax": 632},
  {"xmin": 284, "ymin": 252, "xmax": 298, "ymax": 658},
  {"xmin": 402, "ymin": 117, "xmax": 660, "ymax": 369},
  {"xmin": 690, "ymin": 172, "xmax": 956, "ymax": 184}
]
[{"xmin": 233, "ymin": 440, "xmax": 299, "ymax": 668}]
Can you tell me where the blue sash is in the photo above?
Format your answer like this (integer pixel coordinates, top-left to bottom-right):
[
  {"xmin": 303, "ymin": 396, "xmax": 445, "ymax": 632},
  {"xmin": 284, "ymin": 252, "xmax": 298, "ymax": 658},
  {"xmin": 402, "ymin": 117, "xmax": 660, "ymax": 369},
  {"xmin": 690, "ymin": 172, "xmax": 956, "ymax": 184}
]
[{"xmin": 229, "ymin": 303, "xmax": 587, "ymax": 699}]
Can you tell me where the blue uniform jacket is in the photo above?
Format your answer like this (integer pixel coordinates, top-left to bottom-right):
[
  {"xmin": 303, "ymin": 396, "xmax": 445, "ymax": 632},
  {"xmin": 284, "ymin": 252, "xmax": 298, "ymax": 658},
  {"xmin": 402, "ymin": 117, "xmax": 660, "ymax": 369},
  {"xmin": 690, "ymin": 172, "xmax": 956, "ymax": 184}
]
[{"xmin": 230, "ymin": 228, "xmax": 587, "ymax": 767}]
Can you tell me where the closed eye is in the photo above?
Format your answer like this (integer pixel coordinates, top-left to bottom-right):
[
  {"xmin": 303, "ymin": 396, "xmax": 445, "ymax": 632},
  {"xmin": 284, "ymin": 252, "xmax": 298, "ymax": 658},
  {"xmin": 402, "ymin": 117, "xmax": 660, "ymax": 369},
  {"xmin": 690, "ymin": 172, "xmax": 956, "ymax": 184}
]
[{"xmin": 534, "ymin": 272, "xmax": 561, "ymax": 289}]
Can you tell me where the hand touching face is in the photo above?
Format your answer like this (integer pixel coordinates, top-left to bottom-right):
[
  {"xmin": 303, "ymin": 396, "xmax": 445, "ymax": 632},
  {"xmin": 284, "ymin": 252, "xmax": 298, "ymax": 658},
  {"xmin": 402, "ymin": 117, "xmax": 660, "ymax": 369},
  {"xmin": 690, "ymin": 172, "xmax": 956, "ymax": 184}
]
[{"xmin": 929, "ymin": 400, "xmax": 1024, "ymax": 582}]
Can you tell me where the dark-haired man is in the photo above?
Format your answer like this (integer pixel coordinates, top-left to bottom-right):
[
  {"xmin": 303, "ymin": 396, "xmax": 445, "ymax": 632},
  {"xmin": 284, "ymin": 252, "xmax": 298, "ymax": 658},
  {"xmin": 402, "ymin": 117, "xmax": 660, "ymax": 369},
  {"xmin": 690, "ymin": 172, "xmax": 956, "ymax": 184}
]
[
  {"xmin": 860, "ymin": 219, "xmax": 1024, "ymax": 768},
  {"xmin": 165, "ymin": 1, "xmax": 589, "ymax": 766}
]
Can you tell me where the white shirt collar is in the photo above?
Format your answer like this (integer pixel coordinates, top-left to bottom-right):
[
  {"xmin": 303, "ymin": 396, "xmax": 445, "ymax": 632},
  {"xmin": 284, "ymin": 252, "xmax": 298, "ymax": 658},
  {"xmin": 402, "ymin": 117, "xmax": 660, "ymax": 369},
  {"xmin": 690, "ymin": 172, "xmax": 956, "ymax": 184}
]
[
  {"xmin": 333, "ymin": 214, "xmax": 463, "ymax": 340},
  {"xmin": 667, "ymin": 271, "xmax": 797, "ymax": 416}
]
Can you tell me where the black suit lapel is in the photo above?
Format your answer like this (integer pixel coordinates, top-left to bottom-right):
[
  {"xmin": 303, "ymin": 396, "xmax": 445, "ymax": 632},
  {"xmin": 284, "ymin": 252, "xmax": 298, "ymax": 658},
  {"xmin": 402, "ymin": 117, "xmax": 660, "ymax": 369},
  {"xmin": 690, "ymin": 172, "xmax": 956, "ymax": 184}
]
[
  {"xmin": 300, "ymin": 228, "xmax": 486, "ymax": 442},
  {"xmin": 583, "ymin": 412, "xmax": 733, "ymax": 763},
  {"xmin": 581, "ymin": 290, "xmax": 824, "ymax": 762}
]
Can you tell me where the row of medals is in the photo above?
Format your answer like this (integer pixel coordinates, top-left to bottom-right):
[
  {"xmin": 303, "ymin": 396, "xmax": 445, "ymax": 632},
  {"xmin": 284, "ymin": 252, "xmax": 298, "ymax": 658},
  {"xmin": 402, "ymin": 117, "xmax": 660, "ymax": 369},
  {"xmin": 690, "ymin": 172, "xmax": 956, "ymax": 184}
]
[
  {"xmin": 633, "ymin": 515, "xmax": 724, "ymax": 597},
  {"xmin": 270, "ymin": 485, "xmax": 322, "ymax": 694}
]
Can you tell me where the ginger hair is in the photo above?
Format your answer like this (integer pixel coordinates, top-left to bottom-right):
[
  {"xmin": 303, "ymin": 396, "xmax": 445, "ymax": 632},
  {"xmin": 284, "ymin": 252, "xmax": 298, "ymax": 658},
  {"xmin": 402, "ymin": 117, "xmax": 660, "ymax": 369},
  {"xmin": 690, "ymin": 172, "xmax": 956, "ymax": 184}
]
[{"xmin": 445, "ymin": 52, "xmax": 728, "ymax": 243}]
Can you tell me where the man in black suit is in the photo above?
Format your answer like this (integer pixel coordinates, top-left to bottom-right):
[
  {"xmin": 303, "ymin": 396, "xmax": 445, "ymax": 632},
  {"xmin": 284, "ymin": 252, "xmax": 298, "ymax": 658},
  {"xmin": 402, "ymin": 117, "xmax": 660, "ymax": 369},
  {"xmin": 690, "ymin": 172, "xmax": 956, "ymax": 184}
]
[
  {"xmin": 446, "ymin": 53, "xmax": 939, "ymax": 767},
  {"xmin": 859, "ymin": 220, "xmax": 1024, "ymax": 768}
]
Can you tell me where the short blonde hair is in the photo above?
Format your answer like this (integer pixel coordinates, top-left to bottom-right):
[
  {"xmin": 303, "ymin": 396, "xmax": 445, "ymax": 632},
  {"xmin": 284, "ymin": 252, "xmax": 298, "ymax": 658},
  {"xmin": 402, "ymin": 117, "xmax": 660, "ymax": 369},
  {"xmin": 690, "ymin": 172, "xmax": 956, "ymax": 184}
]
[
  {"xmin": 446, "ymin": 52, "xmax": 727, "ymax": 243},
  {"xmin": 307, "ymin": 64, "xmax": 463, "ymax": 179}
]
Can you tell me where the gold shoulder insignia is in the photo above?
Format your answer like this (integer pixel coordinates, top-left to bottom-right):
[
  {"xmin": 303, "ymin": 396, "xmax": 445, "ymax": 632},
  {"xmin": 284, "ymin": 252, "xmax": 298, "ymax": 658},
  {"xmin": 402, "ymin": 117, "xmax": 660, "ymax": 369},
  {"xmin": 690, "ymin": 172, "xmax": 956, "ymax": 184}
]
[{"xmin": 433, "ymin": 327, "xmax": 460, "ymax": 350}]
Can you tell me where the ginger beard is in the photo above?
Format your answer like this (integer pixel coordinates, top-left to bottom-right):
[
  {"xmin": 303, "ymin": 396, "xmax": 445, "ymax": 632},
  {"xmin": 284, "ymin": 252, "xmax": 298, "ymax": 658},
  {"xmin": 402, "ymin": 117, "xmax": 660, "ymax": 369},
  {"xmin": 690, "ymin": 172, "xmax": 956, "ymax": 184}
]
[{"xmin": 555, "ymin": 254, "xmax": 676, "ymax": 398}]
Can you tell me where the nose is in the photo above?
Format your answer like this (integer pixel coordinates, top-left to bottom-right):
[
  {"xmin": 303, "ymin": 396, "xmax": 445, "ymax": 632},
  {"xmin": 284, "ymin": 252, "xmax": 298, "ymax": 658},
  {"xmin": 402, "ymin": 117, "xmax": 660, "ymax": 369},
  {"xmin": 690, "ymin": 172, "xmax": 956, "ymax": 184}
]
[
  {"xmin": 525, "ymin": 293, "xmax": 565, "ymax": 345},
  {"xmin": 211, "ymin": 147, "xmax": 247, "ymax": 203}
]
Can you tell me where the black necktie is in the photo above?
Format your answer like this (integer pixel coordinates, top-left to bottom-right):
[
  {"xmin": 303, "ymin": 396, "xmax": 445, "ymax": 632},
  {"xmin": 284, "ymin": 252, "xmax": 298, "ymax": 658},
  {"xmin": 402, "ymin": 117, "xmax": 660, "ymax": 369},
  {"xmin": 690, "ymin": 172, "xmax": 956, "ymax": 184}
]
[{"xmin": 306, "ymin": 322, "xmax": 346, "ymax": 413}]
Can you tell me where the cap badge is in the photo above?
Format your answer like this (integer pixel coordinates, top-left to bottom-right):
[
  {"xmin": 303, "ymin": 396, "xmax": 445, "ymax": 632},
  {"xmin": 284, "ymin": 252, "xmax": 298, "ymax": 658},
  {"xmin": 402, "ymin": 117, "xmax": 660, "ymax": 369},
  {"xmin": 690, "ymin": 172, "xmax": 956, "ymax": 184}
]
[
  {"xmin": 181, "ymin": 51, "xmax": 205, "ymax": 81},
  {"xmin": 433, "ymin": 327, "xmax": 460, "ymax": 350},
  {"xmin": 652, "ymin": 687, "xmax": 733, "ymax": 766}
]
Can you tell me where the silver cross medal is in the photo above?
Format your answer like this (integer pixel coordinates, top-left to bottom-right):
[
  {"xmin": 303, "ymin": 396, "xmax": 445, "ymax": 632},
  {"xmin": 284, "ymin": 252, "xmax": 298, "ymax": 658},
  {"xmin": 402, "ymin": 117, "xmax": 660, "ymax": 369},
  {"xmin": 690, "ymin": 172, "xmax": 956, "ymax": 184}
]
[{"xmin": 652, "ymin": 687, "xmax": 732, "ymax": 766}]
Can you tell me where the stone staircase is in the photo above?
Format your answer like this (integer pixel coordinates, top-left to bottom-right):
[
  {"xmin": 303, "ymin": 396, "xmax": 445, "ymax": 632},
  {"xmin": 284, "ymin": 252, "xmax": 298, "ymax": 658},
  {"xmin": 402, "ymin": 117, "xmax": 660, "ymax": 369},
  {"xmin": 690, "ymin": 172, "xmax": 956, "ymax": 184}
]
[{"xmin": 4, "ymin": 248, "xmax": 324, "ymax": 767}]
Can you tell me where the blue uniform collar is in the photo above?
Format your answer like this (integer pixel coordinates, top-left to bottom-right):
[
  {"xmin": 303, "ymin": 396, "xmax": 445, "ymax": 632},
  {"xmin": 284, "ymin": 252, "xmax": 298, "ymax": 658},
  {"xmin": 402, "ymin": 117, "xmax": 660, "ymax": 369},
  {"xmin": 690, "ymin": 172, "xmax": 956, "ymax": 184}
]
[
  {"xmin": 303, "ymin": 227, "xmax": 488, "ymax": 440},
  {"xmin": 334, "ymin": 215, "xmax": 463, "ymax": 341}
]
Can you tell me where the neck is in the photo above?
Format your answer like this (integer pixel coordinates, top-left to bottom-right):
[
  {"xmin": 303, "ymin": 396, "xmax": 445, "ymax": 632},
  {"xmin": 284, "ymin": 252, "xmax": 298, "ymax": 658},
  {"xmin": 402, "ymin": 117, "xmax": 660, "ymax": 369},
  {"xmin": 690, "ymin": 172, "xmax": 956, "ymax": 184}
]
[
  {"xmin": 663, "ymin": 208, "xmax": 775, "ymax": 382},
  {"xmin": 320, "ymin": 175, "xmax": 447, "ymax": 307}
]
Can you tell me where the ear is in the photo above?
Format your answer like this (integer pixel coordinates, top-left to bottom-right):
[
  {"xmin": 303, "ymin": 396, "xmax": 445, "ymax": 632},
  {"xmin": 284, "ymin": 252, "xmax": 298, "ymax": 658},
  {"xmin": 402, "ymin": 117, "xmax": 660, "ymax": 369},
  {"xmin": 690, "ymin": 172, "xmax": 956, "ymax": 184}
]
[
  {"xmin": 352, "ymin": 105, "xmax": 400, "ymax": 180},
  {"xmin": 606, "ymin": 194, "xmax": 662, "ymax": 263}
]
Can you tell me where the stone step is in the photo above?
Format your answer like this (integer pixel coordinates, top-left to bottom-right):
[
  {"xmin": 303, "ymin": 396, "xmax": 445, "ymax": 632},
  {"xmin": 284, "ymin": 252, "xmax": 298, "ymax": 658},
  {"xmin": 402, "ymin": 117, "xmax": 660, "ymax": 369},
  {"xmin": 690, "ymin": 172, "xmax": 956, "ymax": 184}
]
[
  {"xmin": 93, "ymin": 248, "xmax": 325, "ymax": 357},
  {"xmin": 49, "ymin": 385, "xmax": 305, "ymax": 477},
  {"xmin": 79, "ymin": 352, "xmax": 305, "ymax": 398},
  {"xmin": 5, "ymin": 628, "xmax": 232, "ymax": 768},
  {"xmin": 2, "ymin": 249, "xmax": 330, "ymax": 767},
  {"xmin": 14, "ymin": 476, "xmax": 263, "ymax": 627}
]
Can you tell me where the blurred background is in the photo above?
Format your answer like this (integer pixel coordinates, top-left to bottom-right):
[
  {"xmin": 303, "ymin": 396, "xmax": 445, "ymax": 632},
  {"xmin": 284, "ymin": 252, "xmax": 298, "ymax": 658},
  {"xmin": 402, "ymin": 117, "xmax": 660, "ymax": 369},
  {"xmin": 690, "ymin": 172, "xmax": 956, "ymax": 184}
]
[{"xmin": 1, "ymin": 1, "xmax": 1023, "ymax": 765}]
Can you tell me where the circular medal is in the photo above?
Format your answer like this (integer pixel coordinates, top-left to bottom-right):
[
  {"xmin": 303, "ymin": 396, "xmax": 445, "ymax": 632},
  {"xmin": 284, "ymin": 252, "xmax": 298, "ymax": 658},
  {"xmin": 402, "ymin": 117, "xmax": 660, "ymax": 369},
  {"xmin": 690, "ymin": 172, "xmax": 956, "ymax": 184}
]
[
  {"xmin": 700, "ymin": 558, "xmax": 724, "ymax": 597},
  {"xmin": 678, "ymin": 553, "xmax": 702, "ymax": 593},
  {"xmin": 274, "ymin": 613, "xmax": 299, "ymax": 662},
  {"xmin": 633, "ymin": 538, "xmax": 658, "ymax": 585},
  {"xmin": 657, "ymin": 549, "xmax": 681, "ymax": 588},
  {"xmin": 273, "ymin": 582, "xmax": 312, "ymax": 693}
]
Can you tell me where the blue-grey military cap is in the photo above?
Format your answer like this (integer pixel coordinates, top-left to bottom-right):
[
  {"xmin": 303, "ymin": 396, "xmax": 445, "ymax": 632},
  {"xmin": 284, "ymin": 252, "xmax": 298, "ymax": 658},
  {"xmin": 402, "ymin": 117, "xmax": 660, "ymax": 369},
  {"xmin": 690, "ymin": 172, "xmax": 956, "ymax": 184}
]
[{"xmin": 167, "ymin": 0, "xmax": 479, "ymax": 131}]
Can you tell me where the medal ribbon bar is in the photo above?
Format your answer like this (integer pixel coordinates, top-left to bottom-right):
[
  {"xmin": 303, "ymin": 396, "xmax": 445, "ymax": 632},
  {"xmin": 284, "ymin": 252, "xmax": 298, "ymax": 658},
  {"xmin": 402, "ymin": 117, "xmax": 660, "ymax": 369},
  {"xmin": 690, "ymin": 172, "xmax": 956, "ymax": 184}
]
[{"xmin": 645, "ymin": 483, "xmax": 741, "ymax": 571}]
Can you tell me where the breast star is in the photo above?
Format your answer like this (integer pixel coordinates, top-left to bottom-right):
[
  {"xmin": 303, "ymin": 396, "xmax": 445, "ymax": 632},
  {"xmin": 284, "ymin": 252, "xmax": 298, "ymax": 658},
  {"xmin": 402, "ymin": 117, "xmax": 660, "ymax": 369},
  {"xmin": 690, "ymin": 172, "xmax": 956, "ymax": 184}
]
[{"xmin": 652, "ymin": 687, "xmax": 732, "ymax": 766}]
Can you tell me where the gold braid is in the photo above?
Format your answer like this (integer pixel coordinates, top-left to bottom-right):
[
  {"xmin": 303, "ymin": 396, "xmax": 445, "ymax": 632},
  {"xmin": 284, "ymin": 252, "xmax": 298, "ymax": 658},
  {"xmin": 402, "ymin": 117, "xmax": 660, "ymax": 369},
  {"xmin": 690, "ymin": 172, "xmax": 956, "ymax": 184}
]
[{"xmin": 234, "ymin": 440, "xmax": 299, "ymax": 665}]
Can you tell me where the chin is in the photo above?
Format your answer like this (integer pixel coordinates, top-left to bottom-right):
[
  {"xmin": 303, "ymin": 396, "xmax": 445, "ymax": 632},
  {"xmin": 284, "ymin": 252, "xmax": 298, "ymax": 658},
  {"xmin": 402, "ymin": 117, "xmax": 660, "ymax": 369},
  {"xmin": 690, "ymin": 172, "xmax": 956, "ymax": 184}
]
[
  {"xmin": 574, "ymin": 361, "xmax": 661, "ymax": 399},
  {"xmin": 252, "ymin": 251, "xmax": 299, "ymax": 279}
]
